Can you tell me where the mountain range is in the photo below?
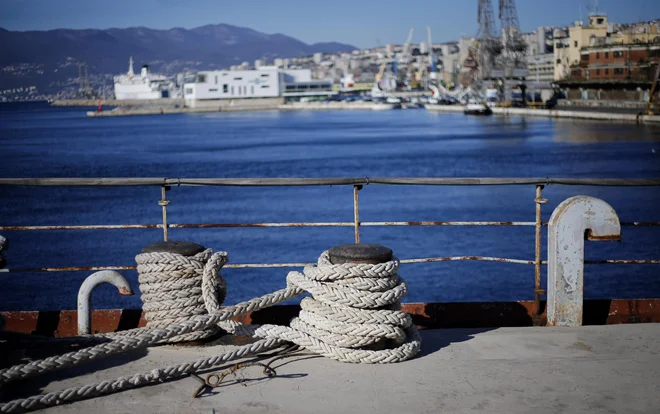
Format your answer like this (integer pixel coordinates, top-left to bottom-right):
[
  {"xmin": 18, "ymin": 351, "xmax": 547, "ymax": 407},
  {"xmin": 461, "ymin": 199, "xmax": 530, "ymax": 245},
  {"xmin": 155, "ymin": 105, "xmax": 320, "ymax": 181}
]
[{"xmin": 0, "ymin": 24, "xmax": 357, "ymax": 94}]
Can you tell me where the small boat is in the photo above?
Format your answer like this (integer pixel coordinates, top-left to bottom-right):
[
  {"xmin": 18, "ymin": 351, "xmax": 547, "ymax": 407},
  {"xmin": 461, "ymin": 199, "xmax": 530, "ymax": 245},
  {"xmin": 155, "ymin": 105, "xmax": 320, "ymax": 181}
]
[{"xmin": 464, "ymin": 99, "xmax": 492, "ymax": 116}]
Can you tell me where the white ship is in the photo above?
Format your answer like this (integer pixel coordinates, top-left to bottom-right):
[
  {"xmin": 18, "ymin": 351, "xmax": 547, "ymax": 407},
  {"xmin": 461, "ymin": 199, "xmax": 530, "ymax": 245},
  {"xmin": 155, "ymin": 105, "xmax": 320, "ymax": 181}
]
[{"xmin": 113, "ymin": 57, "xmax": 181, "ymax": 100}]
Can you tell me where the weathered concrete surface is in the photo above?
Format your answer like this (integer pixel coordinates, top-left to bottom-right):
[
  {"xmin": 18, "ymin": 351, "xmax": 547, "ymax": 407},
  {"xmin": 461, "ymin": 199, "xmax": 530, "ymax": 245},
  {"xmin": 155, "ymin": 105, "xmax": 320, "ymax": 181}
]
[{"xmin": 13, "ymin": 324, "xmax": 660, "ymax": 413}]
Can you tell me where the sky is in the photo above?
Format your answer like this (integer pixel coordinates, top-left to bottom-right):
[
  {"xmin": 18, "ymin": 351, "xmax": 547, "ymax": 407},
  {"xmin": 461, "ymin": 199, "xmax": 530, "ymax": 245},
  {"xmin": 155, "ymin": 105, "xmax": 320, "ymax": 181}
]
[{"xmin": 1, "ymin": 0, "xmax": 659, "ymax": 48}]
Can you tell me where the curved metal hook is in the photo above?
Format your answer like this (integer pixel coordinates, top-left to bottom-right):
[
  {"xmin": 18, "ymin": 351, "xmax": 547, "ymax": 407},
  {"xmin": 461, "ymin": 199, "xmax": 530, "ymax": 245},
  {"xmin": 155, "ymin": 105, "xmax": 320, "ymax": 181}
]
[
  {"xmin": 77, "ymin": 271, "xmax": 134, "ymax": 335},
  {"xmin": 547, "ymin": 196, "xmax": 621, "ymax": 327}
]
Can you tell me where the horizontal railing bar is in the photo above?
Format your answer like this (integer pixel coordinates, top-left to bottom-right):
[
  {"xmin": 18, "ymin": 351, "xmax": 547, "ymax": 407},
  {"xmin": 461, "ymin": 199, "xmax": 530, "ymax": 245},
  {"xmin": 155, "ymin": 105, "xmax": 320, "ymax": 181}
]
[
  {"xmin": 0, "ymin": 266, "xmax": 138, "ymax": 273},
  {"xmin": 1, "ymin": 177, "xmax": 660, "ymax": 187},
  {"xmin": 170, "ymin": 222, "xmax": 353, "ymax": 228},
  {"xmin": 0, "ymin": 221, "xmax": 544, "ymax": 231},
  {"xmin": 583, "ymin": 260, "xmax": 660, "ymax": 264},
  {"xmin": 0, "ymin": 225, "xmax": 162, "ymax": 231},
  {"xmin": 3, "ymin": 259, "xmax": 658, "ymax": 273},
  {"xmin": 400, "ymin": 257, "xmax": 535, "ymax": 265},
  {"xmin": 363, "ymin": 221, "xmax": 537, "ymax": 226},
  {"xmin": 3, "ymin": 221, "xmax": 657, "ymax": 232}
]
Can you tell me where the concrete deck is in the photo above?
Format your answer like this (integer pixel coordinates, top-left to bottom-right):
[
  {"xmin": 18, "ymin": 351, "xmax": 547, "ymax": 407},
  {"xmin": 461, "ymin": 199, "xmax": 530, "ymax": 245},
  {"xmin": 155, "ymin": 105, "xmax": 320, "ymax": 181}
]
[{"xmin": 6, "ymin": 324, "xmax": 660, "ymax": 413}]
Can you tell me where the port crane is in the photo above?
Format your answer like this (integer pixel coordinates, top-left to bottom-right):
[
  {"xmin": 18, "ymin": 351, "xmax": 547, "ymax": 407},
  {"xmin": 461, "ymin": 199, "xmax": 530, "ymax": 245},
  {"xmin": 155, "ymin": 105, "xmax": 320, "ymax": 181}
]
[{"xmin": 466, "ymin": 0, "xmax": 527, "ymax": 102}]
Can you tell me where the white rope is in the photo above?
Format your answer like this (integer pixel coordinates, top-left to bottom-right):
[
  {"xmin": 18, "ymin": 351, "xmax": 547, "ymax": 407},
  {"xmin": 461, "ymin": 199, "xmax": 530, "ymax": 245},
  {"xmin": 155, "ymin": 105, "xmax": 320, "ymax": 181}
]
[
  {"xmin": 136, "ymin": 248, "xmax": 227, "ymax": 342},
  {"xmin": 0, "ymin": 249, "xmax": 421, "ymax": 412}
]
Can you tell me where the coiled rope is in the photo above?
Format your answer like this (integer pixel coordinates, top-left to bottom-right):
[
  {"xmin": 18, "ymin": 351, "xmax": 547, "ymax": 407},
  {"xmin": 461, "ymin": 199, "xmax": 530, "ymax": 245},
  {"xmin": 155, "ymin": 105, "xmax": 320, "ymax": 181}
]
[
  {"xmin": 0, "ymin": 249, "xmax": 421, "ymax": 413},
  {"xmin": 136, "ymin": 248, "xmax": 227, "ymax": 342}
]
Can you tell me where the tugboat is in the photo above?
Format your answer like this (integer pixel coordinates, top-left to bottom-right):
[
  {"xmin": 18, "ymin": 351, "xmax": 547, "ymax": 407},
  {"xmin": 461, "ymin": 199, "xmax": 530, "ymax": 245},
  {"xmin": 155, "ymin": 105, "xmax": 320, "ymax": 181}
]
[{"xmin": 464, "ymin": 99, "xmax": 493, "ymax": 116}]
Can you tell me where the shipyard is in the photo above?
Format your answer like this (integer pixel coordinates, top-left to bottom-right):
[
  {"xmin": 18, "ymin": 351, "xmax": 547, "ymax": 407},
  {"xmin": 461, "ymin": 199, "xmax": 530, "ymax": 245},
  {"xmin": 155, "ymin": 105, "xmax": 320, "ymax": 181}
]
[{"xmin": 1, "ymin": 0, "xmax": 660, "ymax": 413}]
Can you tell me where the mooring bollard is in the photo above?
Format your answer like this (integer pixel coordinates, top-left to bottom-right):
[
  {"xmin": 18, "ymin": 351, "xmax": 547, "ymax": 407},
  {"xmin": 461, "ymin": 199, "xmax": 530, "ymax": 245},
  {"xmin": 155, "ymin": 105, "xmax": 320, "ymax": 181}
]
[
  {"xmin": 142, "ymin": 241, "xmax": 207, "ymax": 257},
  {"xmin": 328, "ymin": 243, "xmax": 395, "ymax": 349},
  {"xmin": 139, "ymin": 241, "xmax": 227, "ymax": 343},
  {"xmin": 547, "ymin": 196, "xmax": 621, "ymax": 327},
  {"xmin": 328, "ymin": 243, "xmax": 393, "ymax": 265}
]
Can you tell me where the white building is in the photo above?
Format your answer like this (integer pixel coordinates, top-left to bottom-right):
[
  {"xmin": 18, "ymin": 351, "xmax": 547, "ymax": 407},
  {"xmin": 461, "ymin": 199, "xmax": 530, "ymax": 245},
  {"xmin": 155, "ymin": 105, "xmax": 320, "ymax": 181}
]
[
  {"xmin": 526, "ymin": 53, "xmax": 555, "ymax": 83},
  {"xmin": 254, "ymin": 59, "xmax": 265, "ymax": 69},
  {"xmin": 313, "ymin": 53, "xmax": 323, "ymax": 64},
  {"xmin": 184, "ymin": 67, "xmax": 334, "ymax": 107}
]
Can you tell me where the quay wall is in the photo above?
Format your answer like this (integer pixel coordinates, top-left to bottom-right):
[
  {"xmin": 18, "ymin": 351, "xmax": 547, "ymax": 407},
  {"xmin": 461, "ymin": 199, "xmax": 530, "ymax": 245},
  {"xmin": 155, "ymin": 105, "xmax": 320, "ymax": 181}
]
[
  {"xmin": 86, "ymin": 104, "xmax": 281, "ymax": 117},
  {"xmin": 557, "ymin": 99, "xmax": 648, "ymax": 110},
  {"xmin": 281, "ymin": 102, "xmax": 395, "ymax": 111},
  {"xmin": 185, "ymin": 97, "xmax": 284, "ymax": 109},
  {"xmin": 52, "ymin": 98, "xmax": 184, "ymax": 107},
  {"xmin": 425, "ymin": 104, "xmax": 660, "ymax": 124}
]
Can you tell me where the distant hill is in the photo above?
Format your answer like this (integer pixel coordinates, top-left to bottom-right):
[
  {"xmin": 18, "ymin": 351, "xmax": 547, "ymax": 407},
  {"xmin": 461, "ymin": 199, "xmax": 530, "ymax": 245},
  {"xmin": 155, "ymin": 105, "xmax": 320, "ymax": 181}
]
[{"xmin": 0, "ymin": 24, "xmax": 356, "ymax": 94}]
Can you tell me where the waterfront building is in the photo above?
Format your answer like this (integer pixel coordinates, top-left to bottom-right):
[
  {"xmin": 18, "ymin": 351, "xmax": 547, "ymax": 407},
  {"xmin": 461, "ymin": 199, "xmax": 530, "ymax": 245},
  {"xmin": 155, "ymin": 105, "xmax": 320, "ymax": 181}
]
[
  {"xmin": 570, "ymin": 44, "xmax": 660, "ymax": 82},
  {"xmin": 183, "ymin": 67, "xmax": 333, "ymax": 107},
  {"xmin": 526, "ymin": 53, "xmax": 556, "ymax": 83},
  {"xmin": 554, "ymin": 13, "xmax": 609, "ymax": 80}
]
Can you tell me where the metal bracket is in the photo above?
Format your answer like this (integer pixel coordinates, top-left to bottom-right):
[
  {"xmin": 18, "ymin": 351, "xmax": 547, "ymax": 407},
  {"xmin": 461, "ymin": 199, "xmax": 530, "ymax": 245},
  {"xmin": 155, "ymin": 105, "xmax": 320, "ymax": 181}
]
[
  {"xmin": 547, "ymin": 196, "xmax": 621, "ymax": 327},
  {"xmin": 77, "ymin": 271, "xmax": 134, "ymax": 335}
]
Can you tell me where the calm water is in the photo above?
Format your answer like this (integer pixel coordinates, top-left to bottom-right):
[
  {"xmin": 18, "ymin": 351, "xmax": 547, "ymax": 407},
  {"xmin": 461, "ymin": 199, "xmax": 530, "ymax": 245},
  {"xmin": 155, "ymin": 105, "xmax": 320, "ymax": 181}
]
[{"xmin": 1, "ymin": 102, "xmax": 659, "ymax": 310}]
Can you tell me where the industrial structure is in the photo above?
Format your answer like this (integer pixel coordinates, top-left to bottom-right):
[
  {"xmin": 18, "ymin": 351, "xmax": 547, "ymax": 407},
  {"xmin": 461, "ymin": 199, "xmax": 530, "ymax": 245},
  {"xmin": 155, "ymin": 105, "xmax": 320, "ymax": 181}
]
[{"xmin": 468, "ymin": 0, "xmax": 528, "ymax": 102}]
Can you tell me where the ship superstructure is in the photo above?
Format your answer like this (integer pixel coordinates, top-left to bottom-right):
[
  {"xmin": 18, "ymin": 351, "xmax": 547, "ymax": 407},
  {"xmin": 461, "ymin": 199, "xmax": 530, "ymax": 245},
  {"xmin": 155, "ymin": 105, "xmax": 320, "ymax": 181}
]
[{"xmin": 113, "ymin": 57, "xmax": 181, "ymax": 100}]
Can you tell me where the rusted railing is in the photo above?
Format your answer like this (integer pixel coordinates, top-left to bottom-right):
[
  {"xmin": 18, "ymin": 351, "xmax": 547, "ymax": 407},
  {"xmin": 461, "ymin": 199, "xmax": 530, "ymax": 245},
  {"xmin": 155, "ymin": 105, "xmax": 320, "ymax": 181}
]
[{"xmin": 1, "ymin": 177, "xmax": 659, "ymax": 315}]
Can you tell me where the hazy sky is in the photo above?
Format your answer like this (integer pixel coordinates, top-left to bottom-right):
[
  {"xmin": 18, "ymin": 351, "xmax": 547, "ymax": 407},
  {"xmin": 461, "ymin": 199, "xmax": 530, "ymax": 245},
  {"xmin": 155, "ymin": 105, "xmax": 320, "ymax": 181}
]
[{"xmin": 2, "ymin": 0, "xmax": 658, "ymax": 48}]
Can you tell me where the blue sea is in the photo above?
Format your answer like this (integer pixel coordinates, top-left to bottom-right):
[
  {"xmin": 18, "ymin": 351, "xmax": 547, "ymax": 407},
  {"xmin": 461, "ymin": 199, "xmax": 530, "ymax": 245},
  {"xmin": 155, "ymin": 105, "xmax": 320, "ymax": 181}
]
[{"xmin": 1, "ymin": 102, "xmax": 659, "ymax": 311}]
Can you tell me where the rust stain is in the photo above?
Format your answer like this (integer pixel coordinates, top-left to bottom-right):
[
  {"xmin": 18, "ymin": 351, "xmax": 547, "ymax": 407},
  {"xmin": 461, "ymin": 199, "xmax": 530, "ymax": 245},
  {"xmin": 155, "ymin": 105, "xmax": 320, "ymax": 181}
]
[{"xmin": 118, "ymin": 286, "xmax": 133, "ymax": 295}]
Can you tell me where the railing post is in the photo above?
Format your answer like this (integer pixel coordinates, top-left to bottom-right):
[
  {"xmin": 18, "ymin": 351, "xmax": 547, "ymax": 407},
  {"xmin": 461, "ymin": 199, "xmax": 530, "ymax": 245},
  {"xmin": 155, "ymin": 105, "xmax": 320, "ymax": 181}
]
[
  {"xmin": 547, "ymin": 196, "xmax": 621, "ymax": 327},
  {"xmin": 353, "ymin": 185, "xmax": 362, "ymax": 244},
  {"xmin": 159, "ymin": 186, "xmax": 171, "ymax": 242},
  {"xmin": 533, "ymin": 185, "xmax": 547, "ymax": 321}
]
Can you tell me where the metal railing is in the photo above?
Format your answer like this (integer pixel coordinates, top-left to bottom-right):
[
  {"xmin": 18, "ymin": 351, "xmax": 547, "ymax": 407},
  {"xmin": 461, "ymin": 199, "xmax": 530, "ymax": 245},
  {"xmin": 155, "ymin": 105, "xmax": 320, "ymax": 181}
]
[{"xmin": 1, "ymin": 177, "xmax": 659, "ymax": 315}]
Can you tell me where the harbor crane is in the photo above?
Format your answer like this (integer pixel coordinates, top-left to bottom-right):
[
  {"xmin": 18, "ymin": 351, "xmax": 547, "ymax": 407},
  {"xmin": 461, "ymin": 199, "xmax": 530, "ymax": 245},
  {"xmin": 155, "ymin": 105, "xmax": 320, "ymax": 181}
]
[
  {"xmin": 428, "ymin": 27, "xmax": 437, "ymax": 82},
  {"xmin": 468, "ymin": 0, "xmax": 527, "ymax": 102},
  {"xmin": 498, "ymin": 0, "xmax": 528, "ymax": 102}
]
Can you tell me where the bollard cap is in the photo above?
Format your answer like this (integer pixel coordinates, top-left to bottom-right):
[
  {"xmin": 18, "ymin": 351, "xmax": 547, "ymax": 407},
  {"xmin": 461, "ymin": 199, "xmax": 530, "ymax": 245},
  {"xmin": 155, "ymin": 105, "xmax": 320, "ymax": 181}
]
[
  {"xmin": 328, "ymin": 244, "xmax": 393, "ymax": 265},
  {"xmin": 142, "ymin": 241, "xmax": 205, "ymax": 256}
]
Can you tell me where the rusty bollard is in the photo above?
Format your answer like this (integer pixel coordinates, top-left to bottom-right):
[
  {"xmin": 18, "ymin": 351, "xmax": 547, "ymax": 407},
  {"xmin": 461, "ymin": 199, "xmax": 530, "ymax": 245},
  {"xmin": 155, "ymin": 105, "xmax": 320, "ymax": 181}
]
[
  {"xmin": 142, "ymin": 241, "xmax": 207, "ymax": 257},
  {"xmin": 328, "ymin": 243, "xmax": 396, "ymax": 349}
]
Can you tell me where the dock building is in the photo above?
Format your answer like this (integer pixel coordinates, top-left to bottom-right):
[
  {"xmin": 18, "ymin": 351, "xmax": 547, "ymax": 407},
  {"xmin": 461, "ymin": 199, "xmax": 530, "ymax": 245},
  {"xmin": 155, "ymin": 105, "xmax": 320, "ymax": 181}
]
[{"xmin": 183, "ymin": 67, "xmax": 334, "ymax": 108}]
